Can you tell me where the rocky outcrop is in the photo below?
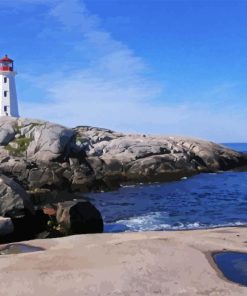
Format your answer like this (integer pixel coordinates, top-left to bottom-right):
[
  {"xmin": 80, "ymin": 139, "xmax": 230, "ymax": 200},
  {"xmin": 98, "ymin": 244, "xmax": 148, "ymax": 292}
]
[
  {"xmin": 75, "ymin": 126, "xmax": 247, "ymax": 186},
  {"xmin": 0, "ymin": 118, "xmax": 246, "ymax": 193},
  {"xmin": 0, "ymin": 174, "xmax": 103, "ymax": 243},
  {"xmin": 0, "ymin": 174, "xmax": 34, "ymax": 218},
  {"xmin": 56, "ymin": 200, "xmax": 104, "ymax": 234}
]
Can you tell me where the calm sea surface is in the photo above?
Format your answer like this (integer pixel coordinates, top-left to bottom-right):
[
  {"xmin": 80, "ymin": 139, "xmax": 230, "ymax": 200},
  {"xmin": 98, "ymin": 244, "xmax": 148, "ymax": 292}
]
[{"xmin": 87, "ymin": 143, "xmax": 247, "ymax": 232}]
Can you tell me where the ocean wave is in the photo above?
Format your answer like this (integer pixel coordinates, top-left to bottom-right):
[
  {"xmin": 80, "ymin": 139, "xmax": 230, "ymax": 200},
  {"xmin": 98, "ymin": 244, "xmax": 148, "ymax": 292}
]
[
  {"xmin": 120, "ymin": 184, "xmax": 137, "ymax": 188},
  {"xmin": 104, "ymin": 211, "xmax": 247, "ymax": 232}
]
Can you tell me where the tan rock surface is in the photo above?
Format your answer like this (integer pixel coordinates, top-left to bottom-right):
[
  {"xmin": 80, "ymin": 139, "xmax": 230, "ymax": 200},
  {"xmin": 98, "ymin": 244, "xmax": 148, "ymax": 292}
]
[{"xmin": 0, "ymin": 227, "xmax": 247, "ymax": 295}]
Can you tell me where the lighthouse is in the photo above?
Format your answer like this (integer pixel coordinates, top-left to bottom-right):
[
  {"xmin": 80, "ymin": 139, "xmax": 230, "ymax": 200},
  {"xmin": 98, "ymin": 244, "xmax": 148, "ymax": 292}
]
[{"xmin": 0, "ymin": 55, "xmax": 19, "ymax": 117}]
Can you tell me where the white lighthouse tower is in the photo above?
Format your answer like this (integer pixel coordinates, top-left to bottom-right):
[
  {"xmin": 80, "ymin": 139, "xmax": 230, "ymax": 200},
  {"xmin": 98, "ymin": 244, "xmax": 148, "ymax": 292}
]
[{"xmin": 0, "ymin": 55, "xmax": 19, "ymax": 117}]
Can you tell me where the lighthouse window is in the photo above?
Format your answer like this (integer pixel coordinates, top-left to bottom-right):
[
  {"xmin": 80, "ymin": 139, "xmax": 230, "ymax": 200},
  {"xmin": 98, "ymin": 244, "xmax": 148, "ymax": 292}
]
[
  {"xmin": 4, "ymin": 106, "xmax": 7, "ymax": 112},
  {"xmin": 4, "ymin": 77, "xmax": 7, "ymax": 83},
  {"xmin": 4, "ymin": 91, "xmax": 7, "ymax": 97}
]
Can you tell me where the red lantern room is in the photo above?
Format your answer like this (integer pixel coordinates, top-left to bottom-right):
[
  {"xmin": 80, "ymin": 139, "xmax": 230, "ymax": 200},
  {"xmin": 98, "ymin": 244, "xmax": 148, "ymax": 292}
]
[{"xmin": 0, "ymin": 55, "xmax": 14, "ymax": 72}]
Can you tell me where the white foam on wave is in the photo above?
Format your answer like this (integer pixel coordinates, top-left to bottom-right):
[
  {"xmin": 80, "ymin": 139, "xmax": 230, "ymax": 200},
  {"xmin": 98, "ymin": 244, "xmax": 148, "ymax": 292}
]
[
  {"xmin": 114, "ymin": 211, "xmax": 170, "ymax": 232},
  {"xmin": 120, "ymin": 182, "xmax": 162, "ymax": 188},
  {"xmin": 109, "ymin": 212, "xmax": 247, "ymax": 232},
  {"xmin": 120, "ymin": 184, "xmax": 137, "ymax": 188}
]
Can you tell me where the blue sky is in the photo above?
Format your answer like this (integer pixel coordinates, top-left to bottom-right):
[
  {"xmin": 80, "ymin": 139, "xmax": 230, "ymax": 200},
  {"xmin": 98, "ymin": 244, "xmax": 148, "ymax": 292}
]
[{"xmin": 0, "ymin": 0, "xmax": 246, "ymax": 142}]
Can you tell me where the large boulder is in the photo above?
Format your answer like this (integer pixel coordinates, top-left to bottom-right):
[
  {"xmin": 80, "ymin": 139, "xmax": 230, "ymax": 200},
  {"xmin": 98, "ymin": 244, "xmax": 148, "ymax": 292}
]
[
  {"xmin": 0, "ymin": 118, "xmax": 75, "ymax": 162},
  {"xmin": 0, "ymin": 174, "xmax": 34, "ymax": 218},
  {"xmin": 26, "ymin": 122, "xmax": 75, "ymax": 162},
  {"xmin": 56, "ymin": 200, "xmax": 103, "ymax": 234}
]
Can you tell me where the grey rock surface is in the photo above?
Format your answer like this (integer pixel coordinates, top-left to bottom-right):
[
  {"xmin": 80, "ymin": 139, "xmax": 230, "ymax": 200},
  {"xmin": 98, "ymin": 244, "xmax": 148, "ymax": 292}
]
[
  {"xmin": 0, "ymin": 117, "xmax": 75, "ymax": 162},
  {"xmin": 75, "ymin": 126, "xmax": 246, "ymax": 184},
  {"xmin": 27, "ymin": 122, "xmax": 74, "ymax": 162},
  {"xmin": 0, "ymin": 174, "xmax": 34, "ymax": 218},
  {"xmin": 0, "ymin": 117, "xmax": 16, "ymax": 145},
  {"xmin": 0, "ymin": 118, "xmax": 246, "ymax": 192}
]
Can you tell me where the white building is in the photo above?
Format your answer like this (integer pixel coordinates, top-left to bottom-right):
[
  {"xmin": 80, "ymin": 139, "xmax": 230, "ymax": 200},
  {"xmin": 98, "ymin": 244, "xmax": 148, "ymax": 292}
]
[{"xmin": 0, "ymin": 55, "xmax": 19, "ymax": 117}]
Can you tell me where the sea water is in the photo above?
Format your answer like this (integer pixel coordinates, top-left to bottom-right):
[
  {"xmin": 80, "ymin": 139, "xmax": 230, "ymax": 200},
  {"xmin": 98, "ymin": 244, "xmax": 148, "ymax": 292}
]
[
  {"xmin": 213, "ymin": 252, "xmax": 247, "ymax": 286},
  {"xmin": 87, "ymin": 143, "xmax": 247, "ymax": 233}
]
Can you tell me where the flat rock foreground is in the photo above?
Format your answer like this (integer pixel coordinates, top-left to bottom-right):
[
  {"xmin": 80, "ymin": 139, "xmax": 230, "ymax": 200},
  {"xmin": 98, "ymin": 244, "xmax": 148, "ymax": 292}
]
[{"xmin": 0, "ymin": 227, "xmax": 247, "ymax": 295}]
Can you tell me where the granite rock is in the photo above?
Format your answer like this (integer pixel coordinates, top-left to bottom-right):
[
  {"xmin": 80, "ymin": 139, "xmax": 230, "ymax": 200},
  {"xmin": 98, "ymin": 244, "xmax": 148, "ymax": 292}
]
[
  {"xmin": 0, "ymin": 117, "xmax": 16, "ymax": 145},
  {"xmin": 0, "ymin": 174, "xmax": 34, "ymax": 218},
  {"xmin": 56, "ymin": 200, "xmax": 104, "ymax": 234},
  {"xmin": 0, "ymin": 119, "xmax": 245, "ymax": 192}
]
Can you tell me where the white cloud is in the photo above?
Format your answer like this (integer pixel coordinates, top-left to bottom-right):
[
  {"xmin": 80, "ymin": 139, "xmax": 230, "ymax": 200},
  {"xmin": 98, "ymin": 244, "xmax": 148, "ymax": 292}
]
[
  {"xmin": 10, "ymin": 0, "xmax": 247, "ymax": 142},
  {"xmin": 48, "ymin": 0, "xmax": 99, "ymax": 32}
]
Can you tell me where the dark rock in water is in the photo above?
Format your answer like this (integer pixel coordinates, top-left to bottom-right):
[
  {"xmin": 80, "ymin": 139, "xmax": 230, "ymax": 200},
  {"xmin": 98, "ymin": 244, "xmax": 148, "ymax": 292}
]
[
  {"xmin": 56, "ymin": 200, "xmax": 103, "ymax": 235},
  {"xmin": 0, "ymin": 174, "xmax": 34, "ymax": 218}
]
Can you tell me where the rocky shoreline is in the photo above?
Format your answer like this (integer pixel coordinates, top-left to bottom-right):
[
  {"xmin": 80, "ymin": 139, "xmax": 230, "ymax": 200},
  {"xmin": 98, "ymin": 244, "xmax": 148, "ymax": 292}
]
[
  {"xmin": 1, "ymin": 117, "xmax": 247, "ymax": 192},
  {"xmin": 0, "ymin": 116, "xmax": 247, "ymax": 242}
]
